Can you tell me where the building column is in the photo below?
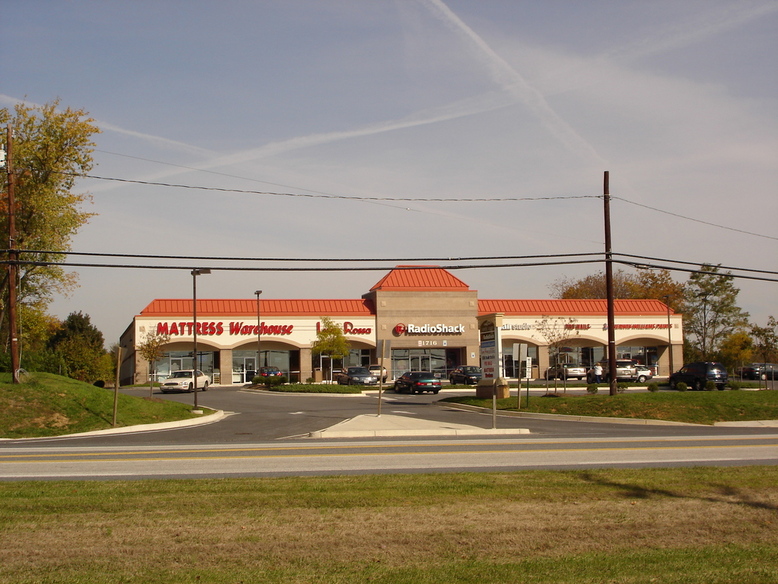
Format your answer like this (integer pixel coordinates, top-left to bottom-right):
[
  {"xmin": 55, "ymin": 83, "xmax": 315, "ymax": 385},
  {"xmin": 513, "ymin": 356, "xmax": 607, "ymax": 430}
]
[
  {"xmin": 537, "ymin": 344, "xmax": 551, "ymax": 377},
  {"xmin": 299, "ymin": 347, "xmax": 313, "ymax": 382},
  {"xmin": 219, "ymin": 349, "xmax": 233, "ymax": 385}
]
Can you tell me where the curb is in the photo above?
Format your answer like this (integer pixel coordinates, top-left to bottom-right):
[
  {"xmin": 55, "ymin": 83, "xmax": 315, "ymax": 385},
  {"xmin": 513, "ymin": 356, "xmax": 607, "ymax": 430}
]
[
  {"xmin": 308, "ymin": 427, "xmax": 530, "ymax": 438},
  {"xmin": 0, "ymin": 410, "xmax": 226, "ymax": 441},
  {"xmin": 440, "ymin": 402, "xmax": 703, "ymax": 426}
]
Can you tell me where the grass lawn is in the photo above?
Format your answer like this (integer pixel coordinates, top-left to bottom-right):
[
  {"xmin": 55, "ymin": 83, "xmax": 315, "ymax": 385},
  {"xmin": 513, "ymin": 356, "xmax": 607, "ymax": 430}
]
[
  {"xmin": 1, "ymin": 467, "xmax": 777, "ymax": 583},
  {"xmin": 0, "ymin": 372, "xmax": 210, "ymax": 439},
  {"xmin": 443, "ymin": 389, "xmax": 778, "ymax": 425}
]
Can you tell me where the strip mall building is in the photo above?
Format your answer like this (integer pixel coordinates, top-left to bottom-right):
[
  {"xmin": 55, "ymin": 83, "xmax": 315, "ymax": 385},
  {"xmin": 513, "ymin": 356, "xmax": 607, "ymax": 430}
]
[{"xmin": 119, "ymin": 266, "xmax": 683, "ymax": 385}]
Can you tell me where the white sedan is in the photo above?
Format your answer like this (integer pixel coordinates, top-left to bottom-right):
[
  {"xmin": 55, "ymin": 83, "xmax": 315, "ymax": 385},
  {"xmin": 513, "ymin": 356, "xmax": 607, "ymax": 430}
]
[{"xmin": 160, "ymin": 370, "xmax": 211, "ymax": 393}]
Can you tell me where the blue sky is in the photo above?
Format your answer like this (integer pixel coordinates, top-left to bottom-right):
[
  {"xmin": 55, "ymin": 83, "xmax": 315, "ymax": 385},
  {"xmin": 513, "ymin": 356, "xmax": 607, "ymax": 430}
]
[{"xmin": 2, "ymin": 0, "xmax": 777, "ymax": 344}]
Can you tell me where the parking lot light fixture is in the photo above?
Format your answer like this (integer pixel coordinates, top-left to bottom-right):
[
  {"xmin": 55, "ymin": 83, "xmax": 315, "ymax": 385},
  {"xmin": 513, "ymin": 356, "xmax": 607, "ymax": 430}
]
[
  {"xmin": 255, "ymin": 290, "xmax": 263, "ymax": 380},
  {"xmin": 191, "ymin": 269, "xmax": 211, "ymax": 410}
]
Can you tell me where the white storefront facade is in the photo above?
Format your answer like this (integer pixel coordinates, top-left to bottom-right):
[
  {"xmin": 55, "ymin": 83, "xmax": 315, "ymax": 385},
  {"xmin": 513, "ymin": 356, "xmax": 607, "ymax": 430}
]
[{"xmin": 119, "ymin": 267, "xmax": 683, "ymax": 385}]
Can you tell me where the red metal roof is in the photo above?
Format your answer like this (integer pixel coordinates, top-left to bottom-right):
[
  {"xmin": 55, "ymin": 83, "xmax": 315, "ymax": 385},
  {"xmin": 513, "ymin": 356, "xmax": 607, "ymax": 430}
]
[
  {"xmin": 139, "ymin": 298, "xmax": 375, "ymax": 317},
  {"xmin": 478, "ymin": 299, "xmax": 672, "ymax": 316},
  {"xmin": 370, "ymin": 265, "xmax": 471, "ymax": 291}
]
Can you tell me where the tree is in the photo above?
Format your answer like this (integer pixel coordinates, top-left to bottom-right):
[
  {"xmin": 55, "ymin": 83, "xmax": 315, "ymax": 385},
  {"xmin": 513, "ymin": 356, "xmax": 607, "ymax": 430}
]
[
  {"xmin": 137, "ymin": 331, "xmax": 170, "ymax": 396},
  {"xmin": 533, "ymin": 315, "xmax": 580, "ymax": 392},
  {"xmin": 311, "ymin": 317, "xmax": 350, "ymax": 380},
  {"xmin": 751, "ymin": 316, "xmax": 778, "ymax": 365},
  {"xmin": 717, "ymin": 331, "xmax": 754, "ymax": 372},
  {"xmin": 683, "ymin": 265, "xmax": 749, "ymax": 362},
  {"xmin": 549, "ymin": 269, "xmax": 685, "ymax": 312},
  {"xmin": 48, "ymin": 311, "xmax": 110, "ymax": 382},
  {"xmin": 1, "ymin": 100, "xmax": 100, "ymax": 359}
]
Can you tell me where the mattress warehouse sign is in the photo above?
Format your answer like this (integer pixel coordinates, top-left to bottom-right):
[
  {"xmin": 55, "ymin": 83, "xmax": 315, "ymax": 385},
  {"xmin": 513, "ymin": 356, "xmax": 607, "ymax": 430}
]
[{"xmin": 148, "ymin": 319, "xmax": 373, "ymax": 339}]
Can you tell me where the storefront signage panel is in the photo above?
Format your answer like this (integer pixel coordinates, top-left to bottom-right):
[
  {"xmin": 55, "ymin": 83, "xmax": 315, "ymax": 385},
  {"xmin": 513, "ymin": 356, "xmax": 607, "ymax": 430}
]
[
  {"xmin": 501, "ymin": 321, "xmax": 672, "ymax": 331},
  {"xmin": 393, "ymin": 323, "xmax": 465, "ymax": 335},
  {"xmin": 143, "ymin": 318, "xmax": 374, "ymax": 343}
]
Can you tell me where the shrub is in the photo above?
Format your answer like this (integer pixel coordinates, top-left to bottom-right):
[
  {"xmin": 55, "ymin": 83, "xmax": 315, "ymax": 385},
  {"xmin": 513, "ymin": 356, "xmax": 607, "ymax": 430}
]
[
  {"xmin": 586, "ymin": 384, "xmax": 598, "ymax": 394},
  {"xmin": 647, "ymin": 382, "xmax": 659, "ymax": 392},
  {"xmin": 705, "ymin": 380, "xmax": 717, "ymax": 391},
  {"xmin": 676, "ymin": 382, "xmax": 688, "ymax": 392},
  {"xmin": 251, "ymin": 375, "xmax": 287, "ymax": 387},
  {"xmin": 728, "ymin": 381, "xmax": 741, "ymax": 390}
]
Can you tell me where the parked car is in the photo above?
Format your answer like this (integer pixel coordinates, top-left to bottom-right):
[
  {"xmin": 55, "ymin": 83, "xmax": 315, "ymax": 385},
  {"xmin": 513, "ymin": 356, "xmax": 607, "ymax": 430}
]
[
  {"xmin": 588, "ymin": 360, "xmax": 639, "ymax": 382},
  {"xmin": 393, "ymin": 371, "xmax": 442, "ymax": 394},
  {"xmin": 634, "ymin": 365, "xmax": 653, "ymax": 383},
  {"xmin": 160, "ymin": 370, "xmax": 210, "ymax": 393},
  {"xmin": 449, "ymin": 366, "xmax": 483, "ymax": 385},
  {"xmin": 669, "ymin": 362, "xmax": 728, "ymax": 391},
  {"xmin": 368, "ymin": 364, "xmax": 388, "ymax": 382},
  {"xmin": 545, "ymin": 363, "xmax": 587, "ymax": 380},
  {"xmin": 337, "ymin": 366, "xmax": 378, "ymax": 385},
  {"xmin": 739, "ymin": 363, "xmax": 778, "ymax": 380}
]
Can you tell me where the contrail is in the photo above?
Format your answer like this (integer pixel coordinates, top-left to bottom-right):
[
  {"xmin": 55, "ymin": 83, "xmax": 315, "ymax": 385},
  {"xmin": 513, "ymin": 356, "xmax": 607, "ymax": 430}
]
[
  {"xmin": 419, "ymin": 0, "xmax": 605, "ymax": 164},
  {"xmin": 605, "ymin": 1, "xmax": 778, "ymax": 63}
]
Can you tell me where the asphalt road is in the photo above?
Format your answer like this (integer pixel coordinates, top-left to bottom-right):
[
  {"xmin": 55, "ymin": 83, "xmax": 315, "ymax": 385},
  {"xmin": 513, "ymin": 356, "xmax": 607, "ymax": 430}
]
[{"xmin": 1, "ymin": 385, "xmax": 777, "ymax": 480}]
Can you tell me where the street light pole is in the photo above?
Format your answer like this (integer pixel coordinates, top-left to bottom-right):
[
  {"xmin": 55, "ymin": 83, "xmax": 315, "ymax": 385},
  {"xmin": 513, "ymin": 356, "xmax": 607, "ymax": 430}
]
[
  {"xmin": 191, "ymin": 268, "xmax": 211, "ymax": 410},
  {"xmin": 255, "ymin": 290, "xmax": 263, "ymax": 380}
]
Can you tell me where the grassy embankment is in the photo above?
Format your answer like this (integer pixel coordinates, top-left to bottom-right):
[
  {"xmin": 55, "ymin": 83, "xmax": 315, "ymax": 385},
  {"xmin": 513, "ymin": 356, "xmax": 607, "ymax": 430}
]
[
  {"xmin": 1, "ymin": 468, "xmax": 777, "ymax": 583},
  {"xmin": 0, "ymin": 372, "xmax": 210, "ymax": 439},
  {"xmin": 442, "ymin": 389, "xmax": 778, "ymax": 425}
]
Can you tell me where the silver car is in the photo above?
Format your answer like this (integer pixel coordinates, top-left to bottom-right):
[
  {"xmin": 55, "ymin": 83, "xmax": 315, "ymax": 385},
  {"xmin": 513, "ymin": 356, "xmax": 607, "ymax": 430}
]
[
  {"xmin": 160, "ymin": 370, "xmax": 211, "ymax": 393},
  {"xmin": 545, "ymin": 364, "xmax": 587, "ymax": 380}
]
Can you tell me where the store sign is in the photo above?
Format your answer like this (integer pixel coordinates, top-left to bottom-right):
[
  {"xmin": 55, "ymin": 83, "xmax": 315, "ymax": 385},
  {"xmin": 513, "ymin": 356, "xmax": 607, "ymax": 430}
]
[
  {"xmin": 393, "ymin": 323, "xmax": 465, "ymax": 336},
  {"xmin": 154, "ymin": 321, "xmax": 295, "ymax": 337},
  {"xmin": 479, "ymin": 320, "xmax": 499, "ymax": 379},
  {"xmin": 317, "ymin": 321, "xmax": 373, "ymax": 335},
  {"xmin": 603, "ymin": 324, "xmax": 671, "ymax": 330}
]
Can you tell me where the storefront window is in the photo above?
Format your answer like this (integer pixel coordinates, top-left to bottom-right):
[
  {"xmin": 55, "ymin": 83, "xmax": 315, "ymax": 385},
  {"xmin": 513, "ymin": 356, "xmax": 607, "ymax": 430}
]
[
  {"xmin": 391, "ymin": 349, "xmax": 449, "ymax": 377},
  {"xmin": 234, "ymin": 350, "xmax": 292, "ymax": 383},
  {"xmin": 503, "ymin": 345, "xmax": 538, "ymax": 377},
  {"xmin": 156, "ymin": 351, "xmax": 214, "ymax": 380}
]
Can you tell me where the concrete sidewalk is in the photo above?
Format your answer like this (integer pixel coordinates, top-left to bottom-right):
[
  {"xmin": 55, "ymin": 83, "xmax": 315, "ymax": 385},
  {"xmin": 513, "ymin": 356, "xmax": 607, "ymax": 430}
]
[{"xmin": 307, "ymin": 414, "xmax": 531, "ymax": 438}]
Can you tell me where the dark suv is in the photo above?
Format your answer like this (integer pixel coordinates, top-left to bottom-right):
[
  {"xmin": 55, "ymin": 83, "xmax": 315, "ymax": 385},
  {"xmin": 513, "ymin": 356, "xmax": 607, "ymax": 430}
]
[{"xmin": 669, "ymin": 362, "xmax": 728, "ymax": 391}]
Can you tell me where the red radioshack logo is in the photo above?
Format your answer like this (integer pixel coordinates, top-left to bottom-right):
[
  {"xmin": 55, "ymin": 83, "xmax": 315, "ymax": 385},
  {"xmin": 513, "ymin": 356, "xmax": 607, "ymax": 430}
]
[{"xmin": 393, "ymin": 323, "xmax": 407, "ymax": 336}]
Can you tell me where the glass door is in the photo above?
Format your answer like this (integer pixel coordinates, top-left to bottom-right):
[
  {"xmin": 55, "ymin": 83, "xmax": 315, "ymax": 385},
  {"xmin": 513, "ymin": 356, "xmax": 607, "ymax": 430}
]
[{"xmin": 410, "ymin": 355, "xmax": 431, "ymax": 371}]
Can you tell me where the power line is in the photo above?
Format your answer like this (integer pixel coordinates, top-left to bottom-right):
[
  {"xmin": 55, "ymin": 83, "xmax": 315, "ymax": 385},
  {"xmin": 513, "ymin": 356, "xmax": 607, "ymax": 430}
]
[
  {"xmin": 3, "ymin": 252, "xmax": 777, "ymax": 283},
  {"xmin": 4, "ymin": 249, "xmax": 775, "ymax": 280},
  {"xmin": 611, "ymin": 260, "xmax": 778, "ymax": 283},
  {"xmin": 62, "ymin": 169, "xmax": 777, "ymax": 238},
  {"xmin": 73, "ymin": 172, "xmax": 595, "ymax": 203},
  {"xmin": 612, "ymin": 196, "xmax": 778, "ymax": 242},
  {"xmin": 5, "ymin": 249, "xmax": 602, "ymax": 263},
  {"xmin": 4, "ymin": 258, "xmax": 605, "ymax": 272},
  {"xmin": 614, "ymin": 252, "xmax": 778, "ymax": 277}
]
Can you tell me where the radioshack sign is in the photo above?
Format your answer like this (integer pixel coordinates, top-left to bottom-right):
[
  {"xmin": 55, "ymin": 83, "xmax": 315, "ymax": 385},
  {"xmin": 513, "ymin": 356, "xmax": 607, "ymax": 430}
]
[{"xmin": 393, "ymin": 323, "xmax": 465, "ymax": 336}]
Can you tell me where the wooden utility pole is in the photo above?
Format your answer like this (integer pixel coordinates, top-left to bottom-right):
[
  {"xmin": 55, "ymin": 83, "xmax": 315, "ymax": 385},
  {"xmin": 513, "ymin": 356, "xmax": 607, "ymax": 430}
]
[
  {"xmin": 5, "ymin": 126, "xmax": 20, "ymax": 384},
  {"xmin": 603, "ymin": 171, "xmax": 617, "ymax": 395}
]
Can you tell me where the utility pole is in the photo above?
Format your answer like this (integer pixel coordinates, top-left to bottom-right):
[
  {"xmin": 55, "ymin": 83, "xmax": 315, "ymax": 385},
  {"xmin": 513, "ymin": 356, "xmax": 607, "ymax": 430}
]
[
  {"xmin": 4, "ymin": 125, "xmax": 20, "ymax": 384},
  {"xmin": 603, "ymin": 171, "xmax": 617, "ymax": 395}
]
